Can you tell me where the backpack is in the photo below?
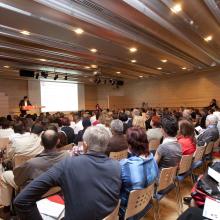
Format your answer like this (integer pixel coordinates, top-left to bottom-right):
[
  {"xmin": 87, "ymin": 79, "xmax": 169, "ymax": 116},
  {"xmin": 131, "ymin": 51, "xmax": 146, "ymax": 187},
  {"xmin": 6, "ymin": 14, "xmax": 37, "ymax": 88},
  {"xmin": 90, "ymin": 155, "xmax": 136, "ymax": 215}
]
[{"xmin": 191, "ymin": 162, "xmax": 220, "ymax": 207}]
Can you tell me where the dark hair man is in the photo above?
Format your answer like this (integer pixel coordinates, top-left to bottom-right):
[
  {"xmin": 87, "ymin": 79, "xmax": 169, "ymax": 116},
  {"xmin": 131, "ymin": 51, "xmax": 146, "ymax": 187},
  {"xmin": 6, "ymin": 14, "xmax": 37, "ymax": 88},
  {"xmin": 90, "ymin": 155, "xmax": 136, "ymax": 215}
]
[{"xmin": 154, "ymin": 116, "xmax": 182, "ymax": 169}]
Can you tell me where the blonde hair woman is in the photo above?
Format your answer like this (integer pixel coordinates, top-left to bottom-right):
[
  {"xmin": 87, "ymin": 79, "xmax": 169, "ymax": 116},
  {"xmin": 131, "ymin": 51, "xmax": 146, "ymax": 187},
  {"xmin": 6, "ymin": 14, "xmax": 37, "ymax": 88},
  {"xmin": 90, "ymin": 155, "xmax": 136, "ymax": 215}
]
[{"xmin": 132, "ymin": 116, "xmax": 146, "ymax": 130}]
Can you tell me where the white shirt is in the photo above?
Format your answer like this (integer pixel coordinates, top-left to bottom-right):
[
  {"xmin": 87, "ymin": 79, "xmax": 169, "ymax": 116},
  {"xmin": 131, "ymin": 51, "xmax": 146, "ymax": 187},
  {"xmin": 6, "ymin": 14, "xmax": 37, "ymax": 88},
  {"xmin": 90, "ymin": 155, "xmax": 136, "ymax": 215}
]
[
  {"xmin": 24, "ymin": 100, "xmax": 28, "ymax": 106},
  {"xmin": 147, "ymin": 128, "xmax": 163, "ymax": 142},
  {"xmin": 162, "ymin": 137, "xmax": 178, "ymax": 144},
  {"xmin": 0, "ymin": 128, "xmax": 14, "ymax": 138},
  {"xmin": 73, "ymin": 120, "xmax": 83, "ymax": 135},
  {"xmin": 90, "ymin": 115, "xmax": 96, "ymax": 124},
  {"xmin": 8, "ymin": 133, "xmax": 43, "ymax": 159}
]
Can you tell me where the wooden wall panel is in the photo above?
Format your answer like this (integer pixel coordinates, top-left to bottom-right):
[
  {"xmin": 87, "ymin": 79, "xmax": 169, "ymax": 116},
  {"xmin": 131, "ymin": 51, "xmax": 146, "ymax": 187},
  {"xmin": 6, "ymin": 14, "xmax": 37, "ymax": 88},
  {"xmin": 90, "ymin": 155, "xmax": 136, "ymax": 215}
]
[
  {"xmin": 0, "ymin": 78, "xmax": 28, "ymax": 115},
  {"xmin": 108, "ymin": 96, "xmax": 134, "ymax": 109},
  {"xmin": 97, "ymin": 70, "xmax": 220, "ymax": 109},
  {"xmin": 0, "ymin": 92, "xmax": 9, "ymax": 116},
  {"xmin": 84, "ymin": 84, "xmax": 97, "ymax": 110}
]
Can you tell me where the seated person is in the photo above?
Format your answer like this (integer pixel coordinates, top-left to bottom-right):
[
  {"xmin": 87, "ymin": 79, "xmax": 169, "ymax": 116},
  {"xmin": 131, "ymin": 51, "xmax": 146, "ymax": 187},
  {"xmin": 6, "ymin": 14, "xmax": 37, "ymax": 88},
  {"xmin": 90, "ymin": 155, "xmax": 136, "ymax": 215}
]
[
  {"xmin": 155, "ymin": 116, "xmax": 182, "ymax": 169},
  {"xmin": 0, "ymin": 118, "xmax": 14, "ymax": 138},
  {"xmin": 0, "ymin": 130, "xmax": 69, "ymax": 218},
  {"xmin": 119, "ymin": 127, "xmax": 158, "ymax": 219},
  {"xmin": 177, "ymin": 207, "xmax": 203, "ymax": 220},
  {"xmin": 8, "ymin": 122, "xmax": 44, "ymax": 159},
  {"xmin": 14, "ymin": 126, "xmax": 121, "ymax": 220},
  {"xmin": 146, "ymin": 116, "xmax": 163, "ymax": 152},
  {"xmin": 46, "ymin": 124, "xmax": 68, "ymax": 149},
  {"xmin": 132, "ymin": 116, "xmax": 146, "ymax": 130},
  {"xmin": 197, "ymin": 114, "xmax": 219, "ymax": 146},
  {"xmin": 106, "ymin": 119, "xmax": 128, "ymax": 155},
  {"xmin": 61, "ymin": 117, "xmax": 75, "ymax": 144},
  {"xmin": 74, "ymin": 118, "xmax": 91, "ymax": 144},
  {"xmin": 178, "ymin": 120, "xmax": 196, "ymax": 155}
]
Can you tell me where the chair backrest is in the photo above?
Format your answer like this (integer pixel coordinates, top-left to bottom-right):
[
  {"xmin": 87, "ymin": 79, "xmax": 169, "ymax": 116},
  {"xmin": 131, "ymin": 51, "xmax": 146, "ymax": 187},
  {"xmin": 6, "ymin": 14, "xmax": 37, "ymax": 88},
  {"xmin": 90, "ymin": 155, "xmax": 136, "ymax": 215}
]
[
  {"xmin": 204, "ymin": 141, "xmax": 214, "ymax": 156},
  {"xmin": 124, "ymin": 183, "xmax": 154, "ymax": 219},
  {"xmin": 109, "ymin": 149, "xmax": 128, "ymax": 161},
  {"xmin": 59, "ymin": 143, "xmax": 73, "ymax": 151},
  {"xmin": 103, "ymin": 200, "xmax": 120, "ymax": 220},
  {"xmin": 13, "ymin": 155, "xmax": 32, "ymax": 168},
  {"xmin": 149, "ymin": 139, "xmax": 161, "ymax": 151},
  {"xmin": 193, "ymin": 146, "xmax": 206, "ymax": 163},
  {"xmin": 0, "ymin": 137, "xmax": 10, "ymax": 150},
  {"xmin": 178, "ymin": 155, "xmax": 193, "ymax": 175},
  {"xmin": 157, "ymin": 166, "xmax": 177, "ymax": 192},
  {"xmin": 41, "ymin": 186, "xmax": 61, "ymax": 199}
]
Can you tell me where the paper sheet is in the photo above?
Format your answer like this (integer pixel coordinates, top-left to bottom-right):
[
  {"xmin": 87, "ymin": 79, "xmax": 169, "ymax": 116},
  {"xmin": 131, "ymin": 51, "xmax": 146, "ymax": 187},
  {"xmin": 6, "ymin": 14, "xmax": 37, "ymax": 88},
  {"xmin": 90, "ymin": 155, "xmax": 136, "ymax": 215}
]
[
  {"xmin": 203, "ymin": 197, "xmax": 220, "ymax": 220},
  {"xmin": 37, "ymin": 198, "xmax": 65, "ymax": 219}
]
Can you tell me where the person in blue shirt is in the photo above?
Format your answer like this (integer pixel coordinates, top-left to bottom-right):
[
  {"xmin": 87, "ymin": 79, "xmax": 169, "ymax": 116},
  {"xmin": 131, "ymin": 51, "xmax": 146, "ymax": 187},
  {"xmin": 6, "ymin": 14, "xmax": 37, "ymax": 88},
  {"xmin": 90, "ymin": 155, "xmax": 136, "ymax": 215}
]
[{"xmin": 119, "ymin": 127, "xmax": 159, "ymax": 219}]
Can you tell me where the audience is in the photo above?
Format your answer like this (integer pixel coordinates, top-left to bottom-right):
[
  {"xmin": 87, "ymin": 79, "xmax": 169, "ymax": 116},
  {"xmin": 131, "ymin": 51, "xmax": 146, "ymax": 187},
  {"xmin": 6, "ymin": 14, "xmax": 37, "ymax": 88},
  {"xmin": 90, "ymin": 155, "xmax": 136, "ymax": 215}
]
[
  {"xmin": 155, "ymin": 116, "xmax": 182, "ymax": 169},
  {"xmin": 106, "ymin": 119, "xmax": 128, "ymax": 155},
  {"xmin": 75, "ymin": 118, "xmax": 91, "ymax": 144},
  {"xmin": 197, "ymin": 114, "xmax": 219, "ymax": 146},
  {"xmin": 0, "ymin": 118, "xmax": 14, "ymax": 138},
  {"xmin": 97, "ymin": 113, "xmax": 112, "ymax": 137},
  {"xmin": 178, "ymin": 120, "xmax": 196, "ymax": 155},
  {"xmin": 182, "ymin": 109, "xmax": 192, "ymax": 121},
  {"xmin": 61, "ymin": 117, "xmax": 75, "ymax": 144},
  {"xmin": 132, "ymin": 116, "xmax": 146, "ymax": 130},
  {"xmin": 73, "ymin": 114, "xmax": 83, "ymax": 134},
  {"xmin": 0, "ymin": 130, "xmax": 69, "ymax": 218},
  {"xmin": 8, "ymin": 122, "xmax": 44, "ymax": 159},
  {"xmin": 146, "ymin": 115, "xmax": 163, "ymax": 142},
  {"xmin": 14, "ymin": 126, "xmax": 121, "ymax": 220},
  {"xmin": 0, "ymin": 103, "xmax": 219, "ymax": 219},
  {"xmin": 119, "ymin": 127, "xmax": 158, "ymax": 219}
]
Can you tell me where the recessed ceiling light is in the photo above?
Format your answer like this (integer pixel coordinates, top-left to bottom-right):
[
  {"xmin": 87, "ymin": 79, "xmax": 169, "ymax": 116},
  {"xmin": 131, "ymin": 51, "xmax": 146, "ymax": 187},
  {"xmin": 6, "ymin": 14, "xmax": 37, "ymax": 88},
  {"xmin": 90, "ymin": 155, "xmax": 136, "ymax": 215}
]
[
  {"xmin": 157, "ymin": 67, "xmax": 162, "ymax": 70},
  {"xmin": 171, "ymin": 4, "xmax": 182, "ymax": 13},
  {"xmin": 74, "ymin": 28, "xmax": 84, "ymax": 34},
  {"xmin": 91, "ymin": 64, "xmax": 97, "ymax": 68},
  {"xmin": 39, "ymin": 59, "xmax": 47, "ymax": 62},
  {"xmin": 161, "ymin": 59, "xmax": 167, "ymax": 63},
  {"xmin": 131, "ymin": 59, "xmax": 137, "ymax": 63},
  {"xmin": 85, "ymin": 66, "xmax": 91, "ymax": 69},
  {"xmin": 190, "ymin": 20, "xmax": 194, "ymax": 25},
  {"xmin": 116, "ymin": 71, "xmax": 121, "ymax": 74},
  {"xmin": 204, "ymin": 35, "xmax": 213, "ymax": 42},
  {"xmin": 181, "ymin": 67, "xmax": 187, "ymax": 70},
  {"xmin": 90, "ymin": 48, "xmax": 97, "ymax": 53},
  {"xmin": 139, "ymin": 75, "xmax": 143, "ymax": 78},
  {"xmin": 3, "ymin": 65, "xmax": 10, "ymax": 68},
  {"xmin": 20, "ymin": 30, "xmax": 30, "ymax": 35},
  {"xmin": 129, "ymin": 47, "xmax": 137, "ymax": 53}
]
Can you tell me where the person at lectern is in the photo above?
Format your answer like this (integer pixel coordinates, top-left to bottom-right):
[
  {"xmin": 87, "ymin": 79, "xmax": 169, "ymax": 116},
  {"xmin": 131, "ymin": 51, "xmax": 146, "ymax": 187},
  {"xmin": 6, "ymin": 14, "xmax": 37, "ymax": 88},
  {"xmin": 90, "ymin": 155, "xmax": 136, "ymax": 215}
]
[{"xmin": 19, "ymin": 96, "xmax": 32, "ymax": 116}]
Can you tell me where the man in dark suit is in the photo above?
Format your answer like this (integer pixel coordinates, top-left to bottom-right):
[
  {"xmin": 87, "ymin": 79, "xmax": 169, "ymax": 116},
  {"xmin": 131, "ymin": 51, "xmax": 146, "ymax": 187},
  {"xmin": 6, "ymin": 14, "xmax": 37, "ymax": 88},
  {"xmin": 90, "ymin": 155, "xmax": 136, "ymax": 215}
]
[
  {"xmin": 19, "ymin": 96, "xmax": 32, "ymax": 116},
  {"xmin": 14, "ymin": 126, "xmax": 121, "ymax": 220},
  {"xmin": 197, "ymin": 114, "xmax": 219, "ymax": 146}
]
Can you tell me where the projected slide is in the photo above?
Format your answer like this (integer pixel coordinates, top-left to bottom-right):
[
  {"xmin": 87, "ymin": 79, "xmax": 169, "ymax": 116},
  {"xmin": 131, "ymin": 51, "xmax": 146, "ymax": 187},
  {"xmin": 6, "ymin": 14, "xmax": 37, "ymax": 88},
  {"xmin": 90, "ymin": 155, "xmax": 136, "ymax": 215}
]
[{"xmin": 40, "ymin": 81, "xmax": 78, "ymax": 112}]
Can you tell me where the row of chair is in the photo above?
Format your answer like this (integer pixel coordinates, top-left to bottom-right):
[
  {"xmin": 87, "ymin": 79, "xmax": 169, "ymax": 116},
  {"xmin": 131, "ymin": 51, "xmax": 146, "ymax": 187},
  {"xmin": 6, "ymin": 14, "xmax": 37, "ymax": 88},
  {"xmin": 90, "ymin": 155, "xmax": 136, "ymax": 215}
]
[{"xmin": 106, "ymin": 141, "xmax": 216, "ymax": 219}]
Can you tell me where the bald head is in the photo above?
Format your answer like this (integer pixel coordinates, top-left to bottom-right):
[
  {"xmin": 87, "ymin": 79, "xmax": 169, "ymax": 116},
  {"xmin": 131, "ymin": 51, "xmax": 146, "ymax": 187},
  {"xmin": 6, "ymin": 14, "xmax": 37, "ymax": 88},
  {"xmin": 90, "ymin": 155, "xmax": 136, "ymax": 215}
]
[{"xmin": 41, "ymin": 130, "xmax": 59, "ymax": 150}]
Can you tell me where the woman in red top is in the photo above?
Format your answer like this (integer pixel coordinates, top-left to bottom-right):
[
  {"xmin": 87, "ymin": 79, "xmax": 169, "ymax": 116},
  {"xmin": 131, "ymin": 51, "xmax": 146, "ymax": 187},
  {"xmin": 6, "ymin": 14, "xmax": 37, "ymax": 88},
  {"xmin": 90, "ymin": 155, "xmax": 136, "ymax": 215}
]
[{"xmin": 177, "ymin": 119, "xmax": 196, "ymax": 155}]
